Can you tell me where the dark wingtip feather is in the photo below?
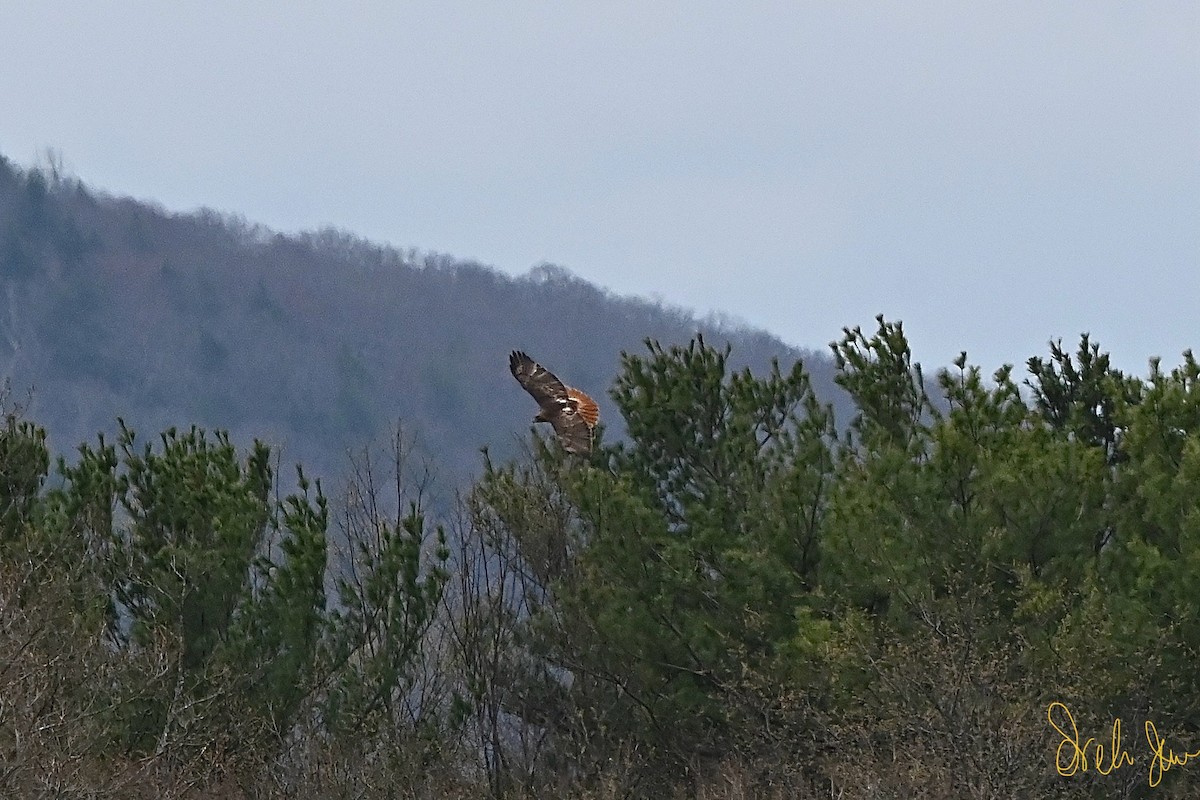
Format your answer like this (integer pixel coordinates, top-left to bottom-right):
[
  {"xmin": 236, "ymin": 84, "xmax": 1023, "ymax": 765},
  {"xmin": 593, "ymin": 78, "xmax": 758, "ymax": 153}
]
[{"xmin": 509, "ymin": 350, "xmax": 530, "ymax": 375}]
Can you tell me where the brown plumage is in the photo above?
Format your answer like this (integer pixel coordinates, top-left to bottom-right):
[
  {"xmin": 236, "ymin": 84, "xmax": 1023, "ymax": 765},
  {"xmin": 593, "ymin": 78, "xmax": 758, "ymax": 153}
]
[{"xmin": 509, "ymin": 350, "xmax": 599, "ymax": 454}]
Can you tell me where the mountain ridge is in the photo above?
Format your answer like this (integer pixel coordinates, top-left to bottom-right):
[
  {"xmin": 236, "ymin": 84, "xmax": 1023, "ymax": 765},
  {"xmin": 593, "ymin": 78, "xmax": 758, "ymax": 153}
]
[{"xmin": 0, "ymin": 154, "xmax": 849, "ymax": 486}]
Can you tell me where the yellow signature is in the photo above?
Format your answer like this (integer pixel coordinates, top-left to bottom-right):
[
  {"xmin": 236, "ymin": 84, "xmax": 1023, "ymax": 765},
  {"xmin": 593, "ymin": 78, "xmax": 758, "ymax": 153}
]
[{"xmin": 1048, "ymin": 701, "xmax": 1200, "ymax": 787}]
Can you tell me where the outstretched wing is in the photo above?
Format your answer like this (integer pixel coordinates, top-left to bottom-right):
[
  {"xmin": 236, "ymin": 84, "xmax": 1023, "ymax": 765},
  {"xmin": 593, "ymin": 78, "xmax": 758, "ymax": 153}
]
[
  {"xmin": 509, "ymin": 351, "xmax": 598, "ymax": 455},
  {"xmin": 509, "ymin": 350, "xmax": 569, "ymax": 408},
  {"xmin": 550, "ymin": 410, "xmax": 593, "ymax": 454}
]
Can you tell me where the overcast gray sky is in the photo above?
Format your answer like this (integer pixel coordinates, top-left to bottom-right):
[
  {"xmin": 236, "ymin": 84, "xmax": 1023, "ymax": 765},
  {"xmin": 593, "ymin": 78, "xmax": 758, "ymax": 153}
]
[{"xmin": 2, "ymin": 2, "xmax": 1197, "ymax": 374}]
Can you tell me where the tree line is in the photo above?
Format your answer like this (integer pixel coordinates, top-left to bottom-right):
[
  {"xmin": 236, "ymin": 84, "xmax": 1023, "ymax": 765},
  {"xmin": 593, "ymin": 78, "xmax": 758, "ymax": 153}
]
[{"xmin": 3, "ymin": 317, "xmax": 1199, "ymax": 798}]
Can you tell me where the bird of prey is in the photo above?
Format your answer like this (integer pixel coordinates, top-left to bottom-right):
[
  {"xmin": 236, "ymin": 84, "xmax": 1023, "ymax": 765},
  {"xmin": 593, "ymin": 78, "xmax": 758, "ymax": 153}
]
[{"xmin": 509, "ymin": 350, "xmax": 599, "ymax": 455}]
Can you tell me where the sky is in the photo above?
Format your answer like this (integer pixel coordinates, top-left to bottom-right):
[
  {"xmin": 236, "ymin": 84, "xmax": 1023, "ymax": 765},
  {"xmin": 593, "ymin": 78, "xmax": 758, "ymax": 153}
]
[{"xmin": 2, "ymin": 2, "xmax": 1197, "ymax": 375}]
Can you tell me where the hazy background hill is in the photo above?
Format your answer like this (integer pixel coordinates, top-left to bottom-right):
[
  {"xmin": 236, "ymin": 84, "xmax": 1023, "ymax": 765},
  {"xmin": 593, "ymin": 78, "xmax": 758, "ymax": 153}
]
[{"xmin": 0, "ymin": 155, "xmax": 850, "ymax": 487}]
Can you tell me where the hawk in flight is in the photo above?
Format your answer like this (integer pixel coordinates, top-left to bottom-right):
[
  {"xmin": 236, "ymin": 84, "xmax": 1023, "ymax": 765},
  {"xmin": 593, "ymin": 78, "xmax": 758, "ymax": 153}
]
[{"xmin": 509, "ymin": 350, "xmax": 599, "ymax": 455}]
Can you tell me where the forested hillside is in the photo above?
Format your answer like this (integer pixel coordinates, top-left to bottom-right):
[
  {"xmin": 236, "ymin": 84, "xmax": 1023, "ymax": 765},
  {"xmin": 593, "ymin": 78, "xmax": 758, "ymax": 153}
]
[
  {"xmin": 6, "ymin": 154, "xmax": 1199, "ymax": 798},
  {"xmin": 4, "ymin": 322, "xmax": 1200, "ymax": 798},
  {"xmin": 0, "ymin": 156, "xmax": 843, "ymax": 488}
]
